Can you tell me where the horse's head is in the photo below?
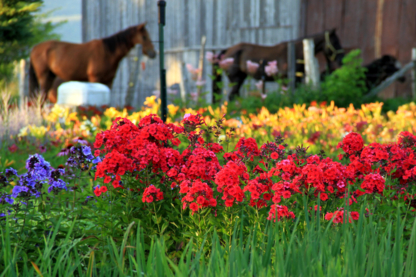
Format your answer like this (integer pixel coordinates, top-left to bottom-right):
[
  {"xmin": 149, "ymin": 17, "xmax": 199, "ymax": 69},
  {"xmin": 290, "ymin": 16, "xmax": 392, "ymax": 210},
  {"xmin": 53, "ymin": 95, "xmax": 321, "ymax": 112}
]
[
  {"xmin": 324, "ymin": 29, "xmax": 345, "ymax": 67},
  {"xmin": 134, "ymin": 22, "xmax": 157, "ymax": 59}
]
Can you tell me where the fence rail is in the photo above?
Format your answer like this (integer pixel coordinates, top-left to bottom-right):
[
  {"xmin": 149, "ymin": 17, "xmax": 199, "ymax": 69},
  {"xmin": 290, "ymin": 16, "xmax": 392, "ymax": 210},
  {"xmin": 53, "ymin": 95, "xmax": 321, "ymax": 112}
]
[{"xmin": 365, "ymin": 48, "xmax": 416, "ymax": 100}]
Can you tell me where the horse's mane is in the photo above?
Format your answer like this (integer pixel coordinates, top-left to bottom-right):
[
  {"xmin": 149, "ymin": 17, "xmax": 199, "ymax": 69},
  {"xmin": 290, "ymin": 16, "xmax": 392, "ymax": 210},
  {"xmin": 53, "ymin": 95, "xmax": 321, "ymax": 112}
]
[{"xmin": 102, "ymin": 26, "xmax": 137, "ymax": 53}]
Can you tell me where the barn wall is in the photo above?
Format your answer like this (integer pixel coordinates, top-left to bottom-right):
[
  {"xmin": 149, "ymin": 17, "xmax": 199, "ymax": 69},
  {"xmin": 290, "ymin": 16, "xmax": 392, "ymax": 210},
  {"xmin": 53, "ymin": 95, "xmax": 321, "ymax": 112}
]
[
  {"xmin": 82, "ymin": 0, "xmax": 301, "ymax": 107},
  {"xmin": 301, "ymin": 0, "xmax": 416, "ymax": 98}
]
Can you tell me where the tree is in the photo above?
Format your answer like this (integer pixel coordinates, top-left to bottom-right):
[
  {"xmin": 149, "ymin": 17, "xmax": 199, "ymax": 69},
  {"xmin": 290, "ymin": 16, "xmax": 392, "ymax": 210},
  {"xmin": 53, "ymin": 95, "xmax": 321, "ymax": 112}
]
[{"xmin": 0, "ymin": 0, "xmax": 59, "ymax": 83}]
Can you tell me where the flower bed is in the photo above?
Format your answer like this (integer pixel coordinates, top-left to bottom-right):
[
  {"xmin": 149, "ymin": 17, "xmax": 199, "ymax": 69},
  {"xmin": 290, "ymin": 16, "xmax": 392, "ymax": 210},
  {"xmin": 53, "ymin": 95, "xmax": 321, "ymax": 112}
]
[
  {"xmin": 3, "ymin": 113, "xmax": 416, "ymax": 226},
  {"xmin": 2, "ymin": 110, "xmax": 416, "ymax": 274}
]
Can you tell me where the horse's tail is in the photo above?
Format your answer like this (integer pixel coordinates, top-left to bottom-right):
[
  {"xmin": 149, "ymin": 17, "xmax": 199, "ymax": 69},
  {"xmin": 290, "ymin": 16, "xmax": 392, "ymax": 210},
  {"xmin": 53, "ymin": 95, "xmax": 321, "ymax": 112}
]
[
  {"xmin": 212, "ymin": 49, "xmax": 228, "ymax": 103},
  {"xmin": 28, "ymin": 60, "xmax": 39, "ymax": 99}
]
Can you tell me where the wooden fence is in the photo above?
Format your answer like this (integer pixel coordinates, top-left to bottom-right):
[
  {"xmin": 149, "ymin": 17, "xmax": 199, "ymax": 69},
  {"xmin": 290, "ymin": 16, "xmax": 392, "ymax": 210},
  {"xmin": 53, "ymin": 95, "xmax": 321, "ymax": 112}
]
[{"xmin": 82, "ymin": 0, "xmax": 302, "ymax": 107}]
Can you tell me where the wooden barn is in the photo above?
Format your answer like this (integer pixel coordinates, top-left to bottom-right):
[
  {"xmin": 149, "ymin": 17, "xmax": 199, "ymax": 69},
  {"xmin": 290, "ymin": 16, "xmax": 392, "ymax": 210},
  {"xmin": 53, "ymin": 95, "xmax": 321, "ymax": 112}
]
[
  {"xmin": 81, "ymin": 0, "xmax": 416, "ymax": 107},
  {"xmin": 301, "ymin": 0, "xmax": 416, "ymax": 98}
]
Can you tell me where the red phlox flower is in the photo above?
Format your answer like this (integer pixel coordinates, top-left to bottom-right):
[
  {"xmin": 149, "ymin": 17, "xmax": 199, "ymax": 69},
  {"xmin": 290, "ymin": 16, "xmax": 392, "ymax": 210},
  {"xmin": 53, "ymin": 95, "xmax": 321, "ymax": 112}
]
[
  {"xmin": 337, "ymin": 132, "xmax": 364, "ymax": 155},
  {"xmin": 142, "ymin": 185, "xmax": 164, "ymax": 203}
]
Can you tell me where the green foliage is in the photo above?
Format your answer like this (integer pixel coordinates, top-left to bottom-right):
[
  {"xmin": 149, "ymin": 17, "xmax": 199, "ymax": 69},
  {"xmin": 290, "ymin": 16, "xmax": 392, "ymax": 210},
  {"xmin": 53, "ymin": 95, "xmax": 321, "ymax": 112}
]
[
  {"xmin": 321, "ymin": 49, "xmax": 368, "ymax": 107},
  {"xmin": 2, "ymin": 207, "xmax": 416, "ymax": 276},
  {"xmin": 0, "ymin": 0, "xmax": 60, "ymax": 84}
]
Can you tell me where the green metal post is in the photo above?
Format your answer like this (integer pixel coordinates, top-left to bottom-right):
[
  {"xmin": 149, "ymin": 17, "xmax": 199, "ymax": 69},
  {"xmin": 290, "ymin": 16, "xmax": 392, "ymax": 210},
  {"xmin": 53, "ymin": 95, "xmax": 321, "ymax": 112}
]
[{"xmin": 158, "ymin": 0, "xmax": 167, "ymax": 122}]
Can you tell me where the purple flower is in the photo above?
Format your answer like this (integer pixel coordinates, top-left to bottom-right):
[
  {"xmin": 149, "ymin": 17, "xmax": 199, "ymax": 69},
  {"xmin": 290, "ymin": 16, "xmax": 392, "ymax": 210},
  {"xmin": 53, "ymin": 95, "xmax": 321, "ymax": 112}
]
[
  {"xmin": 26, "ymin": 154, "xmax": 51, "ymax": 173},
  {"xmin": 5, "ymin": 195, "xmax": 14, "ymax": 205},
  {"xmin": 57, "ymin": 149, "xmax": 70, "ymax": 157},
  {"xmin": 73, "ymin": 137, "xmax": 88, "ymax": 145},
  {"xmin": 92, "ymin": 157, "xmax": 102, "ymax": 164},
  {"xmin": 82, "ymin": 146, "xmax": 91, "ymax": 156},
  {"xmin": 12, "ymin": 186, "xmax": 28, "ymax": 198},
  {"xmin": 50, "ymin": 179, "xmax": 67, "ymax": 190},
  {"xmin": 39, "ymin": 145, "xmax": 47, "ymax": 153},
  {"xmin": 5, "ymin": 168, "xmax": 18, "ymax": 178}
]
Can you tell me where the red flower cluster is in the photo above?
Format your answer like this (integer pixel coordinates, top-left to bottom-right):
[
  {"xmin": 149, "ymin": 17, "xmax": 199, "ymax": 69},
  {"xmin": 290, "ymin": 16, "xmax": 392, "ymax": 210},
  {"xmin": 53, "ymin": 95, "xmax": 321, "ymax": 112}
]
[
  {"xmin": 92, "ymin": 114, "xmax": 416, "ymax": 221},
  {"xmin": 325, "ymin": 210, "xmax": 359, "ymax": 224},
  {"xmin": 267, "ymin": 204, "xmax": 295, "ymax": 222},
  {"xmin": 94, "ymin": 185, "xmax": 108, "ymax": 197},
  {"xmin": 94, "ymin": 114, "xmax": 184, "ymax": 188},
  {"xmin": 179, "ymin": 179, "xmax": 216, "ymax": 214},
  {"xmin": 235, "ymin": 137, "xmax": 260, "ymax": 160},
  {"xmin": 337, "ymin": 132, "xmax": 364, "ymax": 155},
  {"xmin": 142, "ymin": 185, "xmax": 164, "ymax": 203},
  {"xmin": 182, "ymin": 113, "xmax": 205, "ymax": 132},
  {"xmin": 215, "ymin": 161, "xmax": 247, "ymax": 207},
  {"xmin": 360, "ymin": 173, "xmax": 385, "ymax": 194}
]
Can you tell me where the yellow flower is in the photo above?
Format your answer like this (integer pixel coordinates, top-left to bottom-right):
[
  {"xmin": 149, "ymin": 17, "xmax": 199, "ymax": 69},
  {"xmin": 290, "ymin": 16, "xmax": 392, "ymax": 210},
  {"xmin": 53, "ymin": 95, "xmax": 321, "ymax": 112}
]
[
  {"xmin": 144, "ymin": 96, "xmax": 157, "ymax": 107},
  {"xmin": 168, "ymin": 104, "xmax": 179, "ymax": 116},
  {"xmin": 28, "ymin": 125, "xmax": 48, "ymax": 138},
  {"xmin": 18, "ymin": 126, "xmax": 29, "ymax": 137}
]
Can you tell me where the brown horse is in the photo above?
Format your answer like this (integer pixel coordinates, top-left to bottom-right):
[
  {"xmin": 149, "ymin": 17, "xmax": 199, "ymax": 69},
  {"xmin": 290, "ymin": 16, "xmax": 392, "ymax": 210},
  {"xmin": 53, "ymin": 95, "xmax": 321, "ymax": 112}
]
[
  {"xmin": 29, "ymin": 22, "xmax": 156, "ymax": 103},
  {"xmin": 214, "ymin": 29, "xmax": 345, "ymax": 101}
]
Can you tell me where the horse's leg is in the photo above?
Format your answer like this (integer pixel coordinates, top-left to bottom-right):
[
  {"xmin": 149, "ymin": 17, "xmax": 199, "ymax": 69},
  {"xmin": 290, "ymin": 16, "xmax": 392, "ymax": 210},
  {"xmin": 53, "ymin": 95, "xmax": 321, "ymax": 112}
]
[
  {"xmin": 37, "ymin": 70, "xmax": 56, "ymax": 105},
  {"xmin": 227, "ymin": 71, "xmax": 247, "ymax": 102},
  {"xmin": 295, "ymin": 64, "xmax": 305, "ymax": 85},
  {"xmin": 48, "ymin": 77, "xmax": 65, "ymax": 103}
]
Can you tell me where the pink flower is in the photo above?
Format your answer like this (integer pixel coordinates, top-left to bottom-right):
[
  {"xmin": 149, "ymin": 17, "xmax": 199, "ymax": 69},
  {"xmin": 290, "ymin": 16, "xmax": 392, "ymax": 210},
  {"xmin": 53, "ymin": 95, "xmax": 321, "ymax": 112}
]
[
  {"xmin": 190, "ymin": 92, "xmax": 198, "ymax": 101},
  {"xmin": 8, "ymin": 144, "xmax": 18, "ymax": 153},
  {"xmin": 205, "ymin": 51, "xmax": 218, "ymax": 64},
  {"xmin": 255, "ymin": 80, "xmax": 263, "ymax": 91},
  {"xmin": 261, "ymin": 93, "xmax": 267, "ymax": 100},
  {"xmin": 186, "ymin": 64, "xmax": 201, "ymax": 81},
  {"xmin": 73, "ymin": 137, "xmax": 88, "ymax": 145},
  {"xmin": 219, "ymin": 58, "xmax": 234, "ymax": 70},
  {"xmin": 167, "ymin": 89, "xmax": 178, "ymax": 95},
  {"xmin": 184, "ymin": 113, "xmax": 191, "ymax": 120},
  {"xmin": 195, "ymin": 79, "xmax": 206, "ymax": 87},
  {"xmin": 265, "ymin": 60, "xmax": 278, "ymax": 77},
  {"xmin": 246, "ymin": 60, "xmax": 259, "ymax": 74},
  {"xmin": 39, "ymin": 145, "xmax": 47, "ymax": 153}
]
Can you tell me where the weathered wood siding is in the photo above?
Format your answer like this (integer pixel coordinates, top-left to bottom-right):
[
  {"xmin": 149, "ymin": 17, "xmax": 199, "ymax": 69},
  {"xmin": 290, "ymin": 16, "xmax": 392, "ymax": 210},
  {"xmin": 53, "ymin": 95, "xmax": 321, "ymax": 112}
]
[
  {"xmin": 82, "ymin": 0, "xmax": 301, "ymax": 107},
  {"xmin": 301, "ymin": 0, "xmax": 416, "ymax": 98}
]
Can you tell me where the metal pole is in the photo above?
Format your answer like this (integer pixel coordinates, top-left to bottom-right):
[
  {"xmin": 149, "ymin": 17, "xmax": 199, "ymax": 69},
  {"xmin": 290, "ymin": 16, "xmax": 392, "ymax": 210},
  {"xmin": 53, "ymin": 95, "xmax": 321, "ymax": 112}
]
[{"xmin": 158, "ymin": 0, "xmax": 167, "ymax": 122}]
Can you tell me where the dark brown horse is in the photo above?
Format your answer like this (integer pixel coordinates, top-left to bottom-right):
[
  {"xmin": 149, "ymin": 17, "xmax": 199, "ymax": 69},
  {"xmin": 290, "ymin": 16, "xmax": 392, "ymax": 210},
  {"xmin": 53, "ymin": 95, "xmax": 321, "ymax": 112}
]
[
  {"xmin": 29, "ymin": 23, "xmax": 156, "ymax": 103},
  {"xmin": 213, "ymin": 29, "xmax": 344, "ymax": 101}
]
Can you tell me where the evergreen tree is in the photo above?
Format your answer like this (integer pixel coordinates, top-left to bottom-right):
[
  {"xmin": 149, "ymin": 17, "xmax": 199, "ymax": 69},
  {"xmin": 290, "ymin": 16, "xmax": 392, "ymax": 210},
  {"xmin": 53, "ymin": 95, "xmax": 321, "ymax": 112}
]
[{"xmin": 0, "ymin": 0, "xmax": 59, "ymax": 83}]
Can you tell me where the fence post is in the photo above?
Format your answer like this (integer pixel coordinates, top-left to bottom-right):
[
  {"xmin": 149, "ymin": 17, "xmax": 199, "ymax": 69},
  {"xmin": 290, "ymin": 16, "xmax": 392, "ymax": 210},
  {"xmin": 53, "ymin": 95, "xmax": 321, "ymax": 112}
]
[
  {"xmin": 287, "ymin": 41, "xmax": 296, "ymax": 94},
  {"xmin": 18, "ymin": 59, "xmax": 27, "ymax": 109},
  {"xmin": 179, "ymin": 62, "xmax": 187, "ymax": 103},
  {"xmin": 302, "ymin": 39, "xmax": 320, "ymax": 90},
  {"xmin": 412, "ymin": 48, "xmax": 416, "ymax": 99},
  {"xmin": 124, "ymin": 47, "xmax": 141, "ymax": 107},
  {"xmin": 197, "ymin": 35, "xmax": 207, "ymax": 102}
]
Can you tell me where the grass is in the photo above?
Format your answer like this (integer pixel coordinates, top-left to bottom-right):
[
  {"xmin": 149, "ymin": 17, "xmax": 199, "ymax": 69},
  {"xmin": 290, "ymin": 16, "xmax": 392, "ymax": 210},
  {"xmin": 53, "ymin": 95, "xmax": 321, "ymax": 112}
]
[
  {"xmin": 0, "ymin": 92, "xmax": 46, "ymax": 141},
  {"xmin": 2, "ymin": 206, "xmax": 416, "ymax": 276}
]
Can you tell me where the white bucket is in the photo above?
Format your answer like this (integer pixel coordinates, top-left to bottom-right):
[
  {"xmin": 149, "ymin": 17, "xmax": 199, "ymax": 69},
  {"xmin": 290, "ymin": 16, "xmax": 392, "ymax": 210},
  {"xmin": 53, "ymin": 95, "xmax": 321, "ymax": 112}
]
[{"xmin": 57, "ymin": 81, "xmax": 110, "ymax": 106}]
